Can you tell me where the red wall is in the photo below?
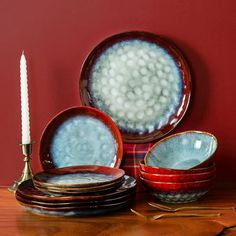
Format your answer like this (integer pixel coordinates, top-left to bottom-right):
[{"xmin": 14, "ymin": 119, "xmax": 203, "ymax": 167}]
[{"xmin": 0, "ymin": 0, "xmax": 235, "ymax": 185}]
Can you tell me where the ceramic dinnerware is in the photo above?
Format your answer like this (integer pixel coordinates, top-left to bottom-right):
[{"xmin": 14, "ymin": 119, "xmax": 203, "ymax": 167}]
[
  {"xmin": 139, "ymin": 168, "xmax": 216, "ymax": 182},
  {"xmin": 40, "ymin": 106, "xmax": 123, "ymax": 170},
  {"xmin": 33, "ymin": 165, "xmax": 125, "ymax": 188},
  {"xmin": 144, "ymin": 131, "xmax": 217, "ymax": 170},
  {"xmin": 139, "ymin": 161, "xmax": 216, "ymax": 175},
  {"xmin": 80, "ymin": 31, "xmax": 191, "ymax": 143},
  {"xmin": 16, "ymin": 176, "xmax": 136, "ymax": 203},
  {"xmin": 17, "ymin": 199, "xmax": 133, "ymax": 216},
  {"xmin": 140, "ymin": 177, "xmax": 214, "ymax": 192},
  {"xmin": 16, "ymin": 176, "xmax": 136, "ymax": 216}
]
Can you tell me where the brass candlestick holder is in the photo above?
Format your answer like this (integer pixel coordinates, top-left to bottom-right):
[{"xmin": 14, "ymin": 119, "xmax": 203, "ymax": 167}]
[{"xmin": 8, "ymin": 143, "xmax": 34, "ymax": 192}]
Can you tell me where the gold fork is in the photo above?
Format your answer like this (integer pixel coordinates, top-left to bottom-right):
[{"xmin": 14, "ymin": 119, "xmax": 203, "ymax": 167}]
[
  {"xmin": 130, "ymin": 209, "xmax": 221, "ymax": 221},
  {"xmin": 148, "ymin": 202, "xmax": 235, "ymax": 212}
]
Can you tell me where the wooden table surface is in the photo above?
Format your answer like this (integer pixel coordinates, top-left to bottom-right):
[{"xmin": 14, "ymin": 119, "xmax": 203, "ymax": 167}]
[{"xmin": 1, "ymin": 183, "xmax": 236, "ymax": 236}]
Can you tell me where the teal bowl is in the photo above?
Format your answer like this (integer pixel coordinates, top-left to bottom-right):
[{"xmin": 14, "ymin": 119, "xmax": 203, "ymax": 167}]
[{"xmin": 144, "ymin": 131, "xmax": 217, "ymax": 170}]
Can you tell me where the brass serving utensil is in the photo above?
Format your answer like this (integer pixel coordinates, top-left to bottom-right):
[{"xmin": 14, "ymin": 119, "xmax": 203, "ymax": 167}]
[
  {"xmin": 130, "ymin": 209, "xmax": 221, "ymax": 221},
  {"xmin": 148, "ymin": 202, "xmax": 235, "ymax": 212}
]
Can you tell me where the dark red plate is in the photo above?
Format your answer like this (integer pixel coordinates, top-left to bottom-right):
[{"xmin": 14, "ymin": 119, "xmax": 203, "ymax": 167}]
[
  {"xmin": 16, "ymin": 175, "xmax": 136, "ymax": 203},
  {"xmin": 33, "ymin": 165, "xmax": 125, "ymax": 188},
  {"xmin": 18, "ymin": 199, "xmax": 133, "ymax": 216},
  {"xmin": 33, "ymin": 178, "xmax": 124, "ymax": 195},
  {"xmin": 40, "ymin": 106, "xmax": 123, "ymax": 170},
  {"xmin": 15, "ymin": 191, "xmax": 135, "ymax": 208},
  {"xmin": 80, "ymin": 31, "xmax": 191, "ymax": 143}
]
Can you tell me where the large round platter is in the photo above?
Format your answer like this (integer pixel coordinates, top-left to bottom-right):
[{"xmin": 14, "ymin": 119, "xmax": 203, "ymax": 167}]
[
  {"xmin": 80, "ymin": 31, "xmax": 191, "ymax": 143},
  {"xmin": 40, "ymin": 106, "xmax": 123, "ymax": 170}
]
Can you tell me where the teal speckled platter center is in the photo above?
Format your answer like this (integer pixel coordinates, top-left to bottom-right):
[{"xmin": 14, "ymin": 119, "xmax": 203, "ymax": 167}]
[
  {"xmin": 50, "ymin": 116, "xmax": 116, "ymax": 168},
  {"xmin": 80, "ymin": 31, "xmax": 191, "ymax": 143},
  {"xmin": 40, "ymin": 107, "xmax": 123, "ymax": 170}
]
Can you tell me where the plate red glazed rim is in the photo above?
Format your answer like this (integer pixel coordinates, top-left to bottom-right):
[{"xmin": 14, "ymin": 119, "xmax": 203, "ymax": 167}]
[
  {"xmin": 80, "ymin": 31, "xmax": 191, "ymax": 143},
  {"xmin": 33, "ymin": 165, "xmax": 125, "ymax": 188},
  {"xmin": 16, "ymin": 176, "xmax": 136, "ymax": 203},
  {"xmin": 15, "ymin": 191, "xmax": 134, "ymax": 208},
  {"xmin": 39, "ymin": 106, "xmax": 123, "ymax": 170},
  {"xmin": 17, "ymin": 198, "xmax": 132, "ymax": 211}
]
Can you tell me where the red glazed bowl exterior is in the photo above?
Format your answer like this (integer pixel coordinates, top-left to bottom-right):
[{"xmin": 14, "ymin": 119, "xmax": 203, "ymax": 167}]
[
  {"xmin": 139, "ymin": 161, "xmax": 216, "ymax": 175},
  {"xmin": 140, "ymin": 177, "xmax": 214, "ymax": 192},
  {"xmin": 139, "ymin": 168, "xmax": 216, "ymax": 183}
]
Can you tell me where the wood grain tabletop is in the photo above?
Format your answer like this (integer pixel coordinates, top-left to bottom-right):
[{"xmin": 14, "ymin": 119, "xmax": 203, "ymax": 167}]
[{"xmin": 1, "ymin": 182, "xmax": 236, "ymax": 236}]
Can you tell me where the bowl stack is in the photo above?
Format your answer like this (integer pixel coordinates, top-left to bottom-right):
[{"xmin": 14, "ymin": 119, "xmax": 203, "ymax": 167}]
[
  {"xmin": 16, "ymin": 165, "xmax": 136, "ymax": 216},
  {"xmin": 139, "ymin": 131, "xmax": 217, "ymax": 203}
]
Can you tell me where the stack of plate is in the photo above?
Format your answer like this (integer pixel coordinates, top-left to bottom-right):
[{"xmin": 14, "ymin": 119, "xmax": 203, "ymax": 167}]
[
  {"xmin": 33, "ymin": 165, "xmax": 125, "ymax": 194},
  {"xmin": 16, "ymin": 166, "xmax": 136, "ymax": 216}
]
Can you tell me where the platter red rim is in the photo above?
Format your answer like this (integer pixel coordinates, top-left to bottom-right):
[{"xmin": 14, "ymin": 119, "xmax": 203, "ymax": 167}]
[{"xmin": 80, "ymin": 31, "xmax": 191, "ymax": 143}]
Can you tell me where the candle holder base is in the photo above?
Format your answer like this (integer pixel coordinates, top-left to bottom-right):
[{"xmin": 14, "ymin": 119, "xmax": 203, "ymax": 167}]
[{"xmin": 8, "ymin": 143, "xmax": 34, "ymax": 192}]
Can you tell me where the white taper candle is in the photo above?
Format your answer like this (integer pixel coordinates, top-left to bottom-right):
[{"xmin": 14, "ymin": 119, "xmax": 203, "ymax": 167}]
[{"xmin": 20, "ymin": 51, "xmax": 31, "ymax": 144}]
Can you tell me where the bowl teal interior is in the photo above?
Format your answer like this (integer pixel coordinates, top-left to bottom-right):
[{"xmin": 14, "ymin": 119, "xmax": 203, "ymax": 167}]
[{"xmin": 146, "ymin": 131, "xmax": 217, "ymax": 170}]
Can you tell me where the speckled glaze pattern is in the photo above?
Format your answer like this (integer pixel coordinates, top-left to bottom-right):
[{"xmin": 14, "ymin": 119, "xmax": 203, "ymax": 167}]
[
  {"xmin": 50, "ymin": 116, "xmax": 116, "ymax": 168},
  {"xmin": 80, "ymin": 31, "xmax": 191, "ymax": 143},
  {"xmin": 40, "ymin": 107, "xmax": 123, "ymax": 170},
  {"xmin": 33, "ymin": 165, "xmax": 125, "ymax": 188},
  {"xmin": 151, "ymin": 190, "xmax": 209, "ymax": 203},
  {"xmin": 46, "ymin": 173, "xmax": 115, "ymax": 185},
  {"xmin": 90, "ymin": 40, "xmax": 182, "ymax": 135},
  {"xmin": 145, "ymin": 131, "xmax": 217, "ymax": 170}
]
